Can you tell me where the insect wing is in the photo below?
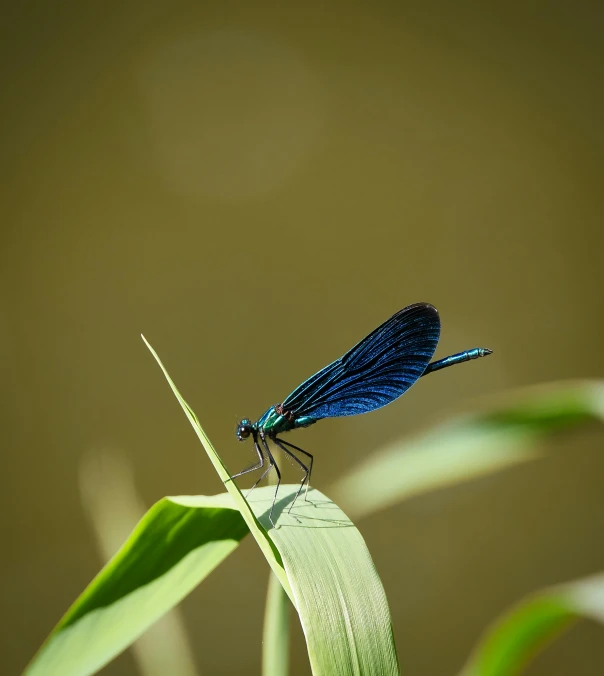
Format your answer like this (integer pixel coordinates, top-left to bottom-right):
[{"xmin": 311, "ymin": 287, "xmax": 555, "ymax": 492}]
[{"xmin": 282, "ymin": 303, "xmax": 440, "ymax": 419}]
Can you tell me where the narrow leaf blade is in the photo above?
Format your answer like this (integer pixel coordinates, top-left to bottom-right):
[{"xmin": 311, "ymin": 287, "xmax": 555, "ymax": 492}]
[
  {"xmin": 331, "ymin": 381, "xmax": 604, "ymax": 519},
  {"xmin": 142, "ymin": 334, "xmax": 294, "ymax": 603},
  {"xmin": 262, "ymin": 572, "xmax": 290, "ymax": 676},
  {"xmin": 460, "ymin": 573, "xmax": 604, "ymax": 676}
]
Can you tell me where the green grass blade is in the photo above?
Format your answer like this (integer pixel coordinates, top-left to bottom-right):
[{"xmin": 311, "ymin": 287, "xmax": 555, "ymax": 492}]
[
  {"xmin": 460, "ymin": 573, "xmax": 604, "ymax": 676},
  {"xmin": 25, "ymin": 494, "xmax": 248, "ymax": 676},
  {"xmin": 331, "ymin": 380, "xmax": 604, "ymax": 519},
  {"xmin": 262, "ymin": 572, "xmax": 290, "ymax": 676},
  {"xmin": 142, "ymin": 334, "xmax": 294, "ymax": 603}
]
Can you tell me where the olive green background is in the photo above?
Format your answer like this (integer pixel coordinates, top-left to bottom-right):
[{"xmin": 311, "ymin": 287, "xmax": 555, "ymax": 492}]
[{"xmin": 3, "ymin": 2, "xmax": 604, "ymax": 674}]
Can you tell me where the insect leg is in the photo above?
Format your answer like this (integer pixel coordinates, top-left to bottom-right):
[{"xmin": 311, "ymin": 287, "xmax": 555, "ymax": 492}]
[
  {"xmin": 245, "ymin": 463, "xmax": 273, "ymax": 498},
  {"xmin": 273, "ymin": 437, "xmax": 309, "ymax": 515},
  {"xmin": 275, "ymin": 438, "xmax": 314, "ymax": 502},
  {"xmin": 229, "ymin": 436, "xmax": 265, "ymax": 480},
  {"xmin": 260, "ymin": 435, "xmax": 281, "ymax": 528}
]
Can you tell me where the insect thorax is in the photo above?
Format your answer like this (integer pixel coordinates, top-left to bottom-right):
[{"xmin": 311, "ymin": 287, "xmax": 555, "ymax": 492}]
[
  {"xmin": 274, "ymin": 403, "xmax": 295, "ymax": 422},
  {"xmin": 257, "ymin": 404, "xmax": 316, "ymax": 435}
]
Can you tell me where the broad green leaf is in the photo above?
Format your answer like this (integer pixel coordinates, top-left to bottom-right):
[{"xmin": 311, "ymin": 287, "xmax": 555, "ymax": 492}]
[
  {"xmin": 331, "ymin": 380, "xmax": 604, "ymax": 519},
  {"xmin": 248, "ymin": 485, "xmax": 400, "ymax": 676},
  {"xmin": 460, "ymin": 573, "xmax": 604, "ymax": 676},
  {"xmin": 25, "ymin": 494, "xmax": 248, "ymax": 676},
  {"xmin": 142, "ymin": 334, "xmax": 294, "ymax": 603}
]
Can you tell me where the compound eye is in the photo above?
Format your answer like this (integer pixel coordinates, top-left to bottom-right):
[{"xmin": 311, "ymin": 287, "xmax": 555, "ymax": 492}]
[{"xmin": 236, "ymin": 419, "xmax": 252, "ymax": 441}]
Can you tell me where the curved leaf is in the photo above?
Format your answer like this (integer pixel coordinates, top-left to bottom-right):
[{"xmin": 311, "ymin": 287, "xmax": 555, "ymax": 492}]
[
  {"xmin": 331, "ymin": 380, "xmax": 604, "ymax": 519},
  {"xmin": 248, "ymin": 485, "xmax": 400, "ymax": 676},
  {"xmin": 27, "ymin": 483, "xmax": 400, "ymax": 676},
  {"xmin": 25, "ymin": 494, "xmax": 248, "ymax": 676},
  {"xmin": 460, "ymin": 573, "xmax": 604, "ymax": 676}
]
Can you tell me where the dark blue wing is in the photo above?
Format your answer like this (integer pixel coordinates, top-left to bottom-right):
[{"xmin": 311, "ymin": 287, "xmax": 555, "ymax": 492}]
[{"xmin": 282, "ymin": 303, "xmax": 440, "ymax": 419}]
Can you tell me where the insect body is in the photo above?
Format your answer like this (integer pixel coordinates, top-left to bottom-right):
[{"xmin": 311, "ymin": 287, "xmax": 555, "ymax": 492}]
[{"xmin": 233, "ymin": 303, "xmax": 492, "ymax": 527}]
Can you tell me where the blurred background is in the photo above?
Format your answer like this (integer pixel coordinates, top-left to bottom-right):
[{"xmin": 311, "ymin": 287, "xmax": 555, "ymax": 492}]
[{"xmin": 3, "ymin": 1, "xmax": 604, "ymax": 674}]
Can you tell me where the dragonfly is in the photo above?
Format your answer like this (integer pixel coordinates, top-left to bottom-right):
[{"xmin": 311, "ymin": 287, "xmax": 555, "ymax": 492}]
[{"xmin": 233, "ymin": 302, "xmax": 492, "ymax": 527}]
